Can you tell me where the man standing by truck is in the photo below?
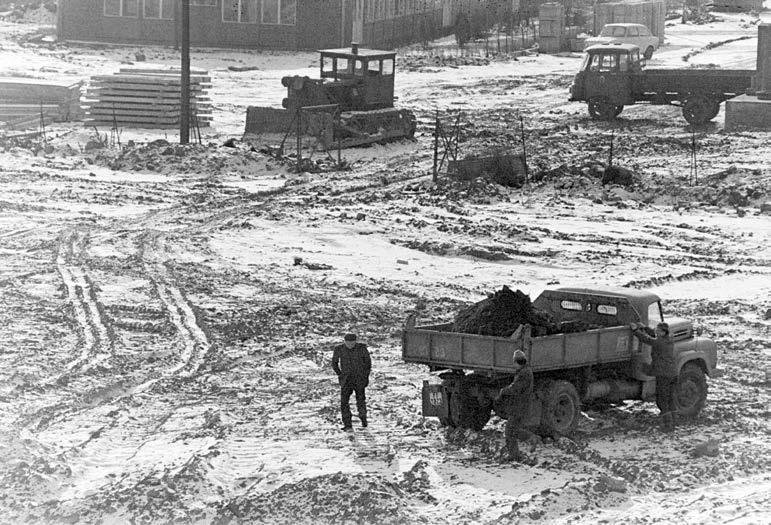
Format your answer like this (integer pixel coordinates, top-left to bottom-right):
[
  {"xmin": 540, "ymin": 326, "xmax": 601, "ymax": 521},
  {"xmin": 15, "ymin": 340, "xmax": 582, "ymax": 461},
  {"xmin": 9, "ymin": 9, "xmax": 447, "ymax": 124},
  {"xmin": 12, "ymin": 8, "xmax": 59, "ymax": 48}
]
[
  {"xmin": 332, "ymin": 333, "xmax": 372, "ymax": 431},
  {"xmin": 496, "ymin": 350, "xmax": 533, "ymax": 462},
  {"xmin": 632, "ymin": 322, "xmax": 677, "ymax": 432}
]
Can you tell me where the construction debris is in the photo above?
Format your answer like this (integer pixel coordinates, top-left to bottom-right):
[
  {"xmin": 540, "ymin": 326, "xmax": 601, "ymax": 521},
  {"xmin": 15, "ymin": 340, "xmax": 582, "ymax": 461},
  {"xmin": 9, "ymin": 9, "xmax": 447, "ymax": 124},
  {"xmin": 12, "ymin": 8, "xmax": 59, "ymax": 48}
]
[
  {"xmin": 83, "ymin": 66, "xmax": 212, "ymax": 129},
  {"xmin": 0, "ymin": 78, "xmax": 82, "ymax": 130}
]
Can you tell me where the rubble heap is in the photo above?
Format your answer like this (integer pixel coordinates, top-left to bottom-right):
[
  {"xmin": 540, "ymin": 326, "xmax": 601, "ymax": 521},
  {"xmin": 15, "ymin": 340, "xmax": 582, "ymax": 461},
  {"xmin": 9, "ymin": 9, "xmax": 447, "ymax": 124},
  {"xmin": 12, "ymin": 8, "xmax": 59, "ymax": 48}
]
[{"xmin": 452, "ymin": 286, "xmax": 557, "ymax": 337}]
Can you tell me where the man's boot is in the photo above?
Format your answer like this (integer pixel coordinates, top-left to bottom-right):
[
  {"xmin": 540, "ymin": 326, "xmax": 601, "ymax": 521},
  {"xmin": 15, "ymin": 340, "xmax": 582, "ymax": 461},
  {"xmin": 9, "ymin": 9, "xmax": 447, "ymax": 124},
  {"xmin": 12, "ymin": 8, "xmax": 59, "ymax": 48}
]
[
  {"xmin": 360, "ymin": 416, "xmax": 368, "ymax": 428},
  {"xmin": 661, "ymin": 412, "xmax": 673, "ymax": 433},
  {"xmin": 667, "ymin": 412, "xmax": 676, "ymax": 432}
]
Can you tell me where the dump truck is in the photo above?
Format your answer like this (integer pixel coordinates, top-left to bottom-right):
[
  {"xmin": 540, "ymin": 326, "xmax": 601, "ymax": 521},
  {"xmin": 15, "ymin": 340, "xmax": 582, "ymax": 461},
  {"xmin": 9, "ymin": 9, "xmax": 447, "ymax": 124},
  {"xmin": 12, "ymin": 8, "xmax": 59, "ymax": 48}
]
[
  {"xmin": 244, "ymin": 44, "xmax": 415, "ymax": 149},
  {"xmin": 403, "ymin": 287, "xmax": 721, "ymax": 436},
  {"xmin": 569, "ymin": 43, "xmax": 755, "ymax": 125}
]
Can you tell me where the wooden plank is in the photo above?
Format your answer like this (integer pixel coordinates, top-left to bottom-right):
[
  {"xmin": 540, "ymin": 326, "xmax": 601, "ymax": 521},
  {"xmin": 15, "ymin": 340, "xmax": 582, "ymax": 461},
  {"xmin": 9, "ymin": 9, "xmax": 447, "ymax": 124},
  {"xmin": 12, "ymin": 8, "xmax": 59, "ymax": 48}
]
[
  {"xmin": 90, "ymin": 75, "xmax": 212, "ymax": 84},
  {"xmin": 118, "ymin": 67, "xmax": 208, "ymax": 75},
  {"xmin": 86, "ymin": 108, "xmax": 210, "ymax": 118},
  {"xmin": 84, "ymin": 101, "xmax": 211, "ymax": 110},
  {"xmin": 87, "ymin": 84, "xmax": 208, "ymax": 93},
  {"xmin": 85, "ymin": 120, "xmax": 210, "ymax": 129},
  {"xmin": 82, "ymin": 95, "xmax": 211, "ymax": 104}
]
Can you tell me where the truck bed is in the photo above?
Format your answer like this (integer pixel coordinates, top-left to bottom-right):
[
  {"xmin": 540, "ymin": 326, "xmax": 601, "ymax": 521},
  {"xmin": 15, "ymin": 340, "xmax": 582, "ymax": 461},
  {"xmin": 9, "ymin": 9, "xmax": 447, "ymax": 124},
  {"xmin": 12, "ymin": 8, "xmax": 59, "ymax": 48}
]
[
  {"xmin": 637, "ymin": 69, "xmax": 754, "ymax": 95},
  {"xmin": 402, "ymin": 323, "xmax": 635, "ymax": 374}
]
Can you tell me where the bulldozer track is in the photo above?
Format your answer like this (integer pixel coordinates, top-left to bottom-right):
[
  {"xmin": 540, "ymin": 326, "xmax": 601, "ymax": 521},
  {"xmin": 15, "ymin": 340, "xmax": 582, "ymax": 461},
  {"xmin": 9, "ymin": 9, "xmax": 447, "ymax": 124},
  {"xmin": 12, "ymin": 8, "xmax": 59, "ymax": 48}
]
[{"xmin": 56, "ymin": 229, "xmax": 113, "ymax": 372}]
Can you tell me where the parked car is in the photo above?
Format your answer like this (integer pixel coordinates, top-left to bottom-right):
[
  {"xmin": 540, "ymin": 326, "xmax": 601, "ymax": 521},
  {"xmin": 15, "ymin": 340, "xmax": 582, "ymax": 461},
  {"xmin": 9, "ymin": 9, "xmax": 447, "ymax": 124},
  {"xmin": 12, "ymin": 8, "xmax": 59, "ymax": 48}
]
[{"xmin": 584, "ymin": 23, "xmax": 659, "ymax": 59}]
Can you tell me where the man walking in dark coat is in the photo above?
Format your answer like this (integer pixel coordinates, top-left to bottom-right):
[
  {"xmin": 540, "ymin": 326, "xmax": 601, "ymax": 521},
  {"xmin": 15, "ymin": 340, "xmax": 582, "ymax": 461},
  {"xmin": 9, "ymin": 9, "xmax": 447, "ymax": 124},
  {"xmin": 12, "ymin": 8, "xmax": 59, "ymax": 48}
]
[
  {"xmin": 497, "ymin": 350, "xmax": 533, "ymax": 462},
  {"xmin": 332, "ymin": 333, "xmax": 371, "ymax": 431},
  {"xmin": 632, "ymin": 322, "xmax": 677, "ymax": 432}
]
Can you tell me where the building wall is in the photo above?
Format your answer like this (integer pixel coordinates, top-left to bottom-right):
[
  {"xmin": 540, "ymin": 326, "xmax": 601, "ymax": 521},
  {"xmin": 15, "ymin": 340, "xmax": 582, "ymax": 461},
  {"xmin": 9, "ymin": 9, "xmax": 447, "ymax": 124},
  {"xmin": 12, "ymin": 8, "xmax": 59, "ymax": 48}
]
[
  {"xmin": 57, "ymin": 0, "xmax": 501, "ymax": 50},
  {"xmin": 58, "ymin": 0, "xmax": 327, "ymax": 50}
]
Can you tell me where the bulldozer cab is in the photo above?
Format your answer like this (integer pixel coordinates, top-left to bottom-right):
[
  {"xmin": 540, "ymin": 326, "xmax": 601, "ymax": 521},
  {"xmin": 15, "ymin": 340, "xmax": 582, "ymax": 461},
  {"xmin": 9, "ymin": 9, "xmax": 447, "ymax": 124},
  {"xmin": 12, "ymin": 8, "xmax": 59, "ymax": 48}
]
[{"xmin": 319, "ymin": 45, "xmax": 396, "ymax": 110}]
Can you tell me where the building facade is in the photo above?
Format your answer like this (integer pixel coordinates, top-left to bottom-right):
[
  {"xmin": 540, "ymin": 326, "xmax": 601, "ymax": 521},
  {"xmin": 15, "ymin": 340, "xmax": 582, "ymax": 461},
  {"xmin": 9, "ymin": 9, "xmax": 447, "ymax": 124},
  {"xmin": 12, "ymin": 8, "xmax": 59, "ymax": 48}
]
[{"xmin": 57, "ymin": 0, "xmax": 477, "ymax": 50}]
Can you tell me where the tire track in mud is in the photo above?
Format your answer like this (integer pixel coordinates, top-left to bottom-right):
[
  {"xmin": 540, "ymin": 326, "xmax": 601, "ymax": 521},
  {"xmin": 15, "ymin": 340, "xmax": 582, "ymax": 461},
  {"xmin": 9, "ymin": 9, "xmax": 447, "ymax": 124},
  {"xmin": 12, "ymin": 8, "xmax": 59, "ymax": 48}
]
[
  {"xmin": 56, "ymin": 229, "xmax": 113, "ymax": 372},
  {"xmin": 139, "ymin": 232, "xmax": 212, "ymax": 381}
]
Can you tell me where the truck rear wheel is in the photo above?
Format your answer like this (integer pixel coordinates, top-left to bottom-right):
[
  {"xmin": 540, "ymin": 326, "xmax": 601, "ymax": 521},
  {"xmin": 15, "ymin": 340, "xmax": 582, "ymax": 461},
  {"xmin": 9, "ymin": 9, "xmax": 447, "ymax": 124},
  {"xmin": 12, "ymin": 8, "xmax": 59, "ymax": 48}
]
[
  {"xmin": 682, "ymin": 96, "xmax": 714, "ymax": 125},
  {"xmin": 673, "ymin": 362, "xmax": 707, "ymax": 418},
  {"xmin": 588, "ymin": 97, "xmax": 622, "ymax": 121},
  {"xmin": 539, "ymin": 380, "xmax": 580, "ymax": 437}
]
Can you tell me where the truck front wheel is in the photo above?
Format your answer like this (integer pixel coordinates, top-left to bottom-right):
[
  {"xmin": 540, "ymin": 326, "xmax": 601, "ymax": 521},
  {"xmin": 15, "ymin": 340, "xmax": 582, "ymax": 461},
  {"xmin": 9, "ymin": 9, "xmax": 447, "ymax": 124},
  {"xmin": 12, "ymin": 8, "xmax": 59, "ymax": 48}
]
[
  {"xmin": 682, "ymin": 96, "xmax": 716, "ymax": 125},
  {"xmin": 644, "ymin": 46, "xmax": 654, "ymax": 60},
  {"xmin": 588, "ymin": 97, "xmax": 622, "ymax": 120},
  {"xmin": 540, "ymin": 380, "xmax": 581, "ymax": 437},
  {"xmin": 672, "ymin": 362, "xmax": 708, "ymax": 418}
]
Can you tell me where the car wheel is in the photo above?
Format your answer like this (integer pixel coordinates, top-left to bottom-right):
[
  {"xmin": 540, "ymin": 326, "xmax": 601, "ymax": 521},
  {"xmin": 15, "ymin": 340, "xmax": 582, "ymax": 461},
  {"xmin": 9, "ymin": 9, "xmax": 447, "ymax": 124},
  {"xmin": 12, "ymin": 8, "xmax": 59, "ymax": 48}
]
[{"xmin": 644, "ymin": 46, "xmax": 654, "ymax": 60}]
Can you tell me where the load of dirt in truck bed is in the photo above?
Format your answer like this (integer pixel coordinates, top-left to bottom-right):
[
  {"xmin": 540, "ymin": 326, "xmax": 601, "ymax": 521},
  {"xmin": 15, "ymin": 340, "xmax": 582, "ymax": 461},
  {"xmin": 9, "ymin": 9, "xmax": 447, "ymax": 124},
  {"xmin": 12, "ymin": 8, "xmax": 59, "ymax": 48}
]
[
  {"xmin": 452, "ymin": 286, "xmax": 600, "ymax": 337},
  {"xmin": 452, "ymin": 286, "xmax": 557, "ymax": 337}
]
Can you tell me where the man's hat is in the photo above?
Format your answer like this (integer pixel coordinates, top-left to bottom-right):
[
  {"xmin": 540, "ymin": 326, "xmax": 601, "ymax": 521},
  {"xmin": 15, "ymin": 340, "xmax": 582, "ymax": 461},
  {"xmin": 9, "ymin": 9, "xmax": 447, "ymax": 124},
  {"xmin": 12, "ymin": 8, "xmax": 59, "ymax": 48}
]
[
  {"xmin": 657, "ymin": 322, "xmax": 670, "ymax": 334},
  {"xmin": 513, "ymin": 350, "xmax": 527, "ymax": 364},
  {"xmin": 344, "ymin": 333, "xmax": 357, "ymax": 342}
]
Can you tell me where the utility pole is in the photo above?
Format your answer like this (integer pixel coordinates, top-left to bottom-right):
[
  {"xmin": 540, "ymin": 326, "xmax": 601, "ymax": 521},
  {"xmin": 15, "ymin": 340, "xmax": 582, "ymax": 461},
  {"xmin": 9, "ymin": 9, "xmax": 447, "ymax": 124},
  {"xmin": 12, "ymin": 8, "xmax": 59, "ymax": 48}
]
[{"xmin": 180, "ymin": 0, "xmax": 190, "ymax": 144}]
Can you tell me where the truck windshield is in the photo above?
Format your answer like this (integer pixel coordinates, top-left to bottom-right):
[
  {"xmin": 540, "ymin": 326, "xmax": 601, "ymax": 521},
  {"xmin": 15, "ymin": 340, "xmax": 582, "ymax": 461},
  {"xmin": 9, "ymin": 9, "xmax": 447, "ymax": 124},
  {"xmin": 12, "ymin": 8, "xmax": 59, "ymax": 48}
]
[{"xmin": 648, "ymin": 301, "xmax": 664, "ymax": 328}]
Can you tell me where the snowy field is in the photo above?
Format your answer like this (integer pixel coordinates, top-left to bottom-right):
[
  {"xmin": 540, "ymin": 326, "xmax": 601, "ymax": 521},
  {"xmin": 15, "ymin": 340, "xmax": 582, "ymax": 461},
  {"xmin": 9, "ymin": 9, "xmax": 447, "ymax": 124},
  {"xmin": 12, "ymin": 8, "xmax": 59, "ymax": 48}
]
[{"xmin": 0, "ymin": 5, "xmax": 769, "ymax": 524}]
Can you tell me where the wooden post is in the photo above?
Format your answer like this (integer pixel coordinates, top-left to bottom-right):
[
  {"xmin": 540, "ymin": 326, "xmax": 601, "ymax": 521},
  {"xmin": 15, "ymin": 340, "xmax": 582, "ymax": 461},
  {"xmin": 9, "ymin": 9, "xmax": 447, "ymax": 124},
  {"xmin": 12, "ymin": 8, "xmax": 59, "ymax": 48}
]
[
  {"xmin": 433, "ymin": 110, "xmax": 439, "ymax": 182},
  {"xmin": 180, "ymin": 0, "xmax": 190, "ymax": 145},
  {"xmin": 296, "ymin": 105, "xmax": 302, "ymax": 172},
  {"xmin": 519, "ymin": 114, "xmax": 529, "ymax": 185},
  {"xmin": 608, "ymin": 128, "xmax": 614, "ymax": 169}
]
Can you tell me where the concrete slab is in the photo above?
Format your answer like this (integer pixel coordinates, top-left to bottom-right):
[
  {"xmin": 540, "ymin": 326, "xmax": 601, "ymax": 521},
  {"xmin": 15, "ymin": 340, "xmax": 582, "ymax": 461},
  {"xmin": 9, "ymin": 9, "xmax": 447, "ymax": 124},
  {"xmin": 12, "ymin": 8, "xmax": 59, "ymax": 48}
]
[{"xmin": 724, "ymin": 94, "xmax": 771, "ymax": 131}]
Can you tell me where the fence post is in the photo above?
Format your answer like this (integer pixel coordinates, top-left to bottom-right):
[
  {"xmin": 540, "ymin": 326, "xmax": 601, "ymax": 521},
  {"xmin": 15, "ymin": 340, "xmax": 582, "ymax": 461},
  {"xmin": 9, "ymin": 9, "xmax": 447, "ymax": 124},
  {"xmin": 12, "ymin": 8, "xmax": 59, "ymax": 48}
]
[
  {"xmin": 296, "ymin": 105, "xmax": 302, "ymax": 172},
  {"xmin": 519, "ymin": 114, "xmax": 529, "ymax": 185},
  {"xmin": 433, "ymin": 110, "xmax": 439, "ymax": 183}
]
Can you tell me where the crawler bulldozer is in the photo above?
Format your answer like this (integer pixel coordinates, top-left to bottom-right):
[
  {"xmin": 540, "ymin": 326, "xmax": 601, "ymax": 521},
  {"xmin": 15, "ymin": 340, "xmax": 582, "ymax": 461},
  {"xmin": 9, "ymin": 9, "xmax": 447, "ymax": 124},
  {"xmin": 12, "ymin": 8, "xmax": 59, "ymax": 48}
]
[{"xmin": 244, "ymin": 44, "xmax": 416, "ymax": 149}]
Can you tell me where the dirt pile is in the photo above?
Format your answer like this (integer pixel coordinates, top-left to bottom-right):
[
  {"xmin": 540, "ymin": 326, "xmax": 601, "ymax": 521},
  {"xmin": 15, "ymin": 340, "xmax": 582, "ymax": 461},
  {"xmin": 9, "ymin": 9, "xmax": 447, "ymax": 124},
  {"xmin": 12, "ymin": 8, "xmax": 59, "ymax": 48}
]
[
  {"xmin": 216, "ymin": 472, "xmax": 419, "ymax": 524},
  {"xmin": 88, "ymin": 140, "xmax": 268, "ymax": 176},
  {"xmin": 453, "ymin": 286, "xmax": 557, "ymax": 336}
]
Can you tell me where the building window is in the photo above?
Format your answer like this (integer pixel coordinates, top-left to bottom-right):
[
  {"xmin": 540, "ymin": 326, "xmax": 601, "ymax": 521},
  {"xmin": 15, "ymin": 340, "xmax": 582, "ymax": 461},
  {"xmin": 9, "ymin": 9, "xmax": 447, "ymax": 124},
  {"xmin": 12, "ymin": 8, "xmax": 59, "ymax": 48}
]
[
  {"xmin": 223, "ymin": 0, "xmax": 258, "ymax": 23},
  {"xmin": 144, "ymin": 0, "xmax": 174, "ymax": 19},
  {"xmin": 105, "ymin": 0, "xmax": 139, "ymax": 17},
  {"xmin": 191, "ymin": 0, "xmax": 217, "ymax": 5},
  {"xmin": 261, "ymin": 0, "xmax": 296, "ymax": 25}
]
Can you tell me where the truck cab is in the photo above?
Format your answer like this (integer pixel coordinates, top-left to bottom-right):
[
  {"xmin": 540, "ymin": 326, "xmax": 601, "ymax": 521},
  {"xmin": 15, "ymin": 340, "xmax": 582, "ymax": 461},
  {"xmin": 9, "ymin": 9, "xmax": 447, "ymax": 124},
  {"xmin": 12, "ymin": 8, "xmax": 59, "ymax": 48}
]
[{"xmin": 570, "ymin": 43, "xmax": 643, "ymax": 120}]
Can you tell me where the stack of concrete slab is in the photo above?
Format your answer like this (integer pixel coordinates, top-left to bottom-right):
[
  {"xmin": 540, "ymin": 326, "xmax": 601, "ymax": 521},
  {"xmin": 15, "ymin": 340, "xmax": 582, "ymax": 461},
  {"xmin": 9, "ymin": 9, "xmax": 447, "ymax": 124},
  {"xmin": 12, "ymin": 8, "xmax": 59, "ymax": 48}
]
[
  {"xmin": 0, "ymin": 78, "xmax": 82, "ymax": 130},
  {"xmin": 83, "ymin": 67, "xmax": 212, "ymax": 128}
]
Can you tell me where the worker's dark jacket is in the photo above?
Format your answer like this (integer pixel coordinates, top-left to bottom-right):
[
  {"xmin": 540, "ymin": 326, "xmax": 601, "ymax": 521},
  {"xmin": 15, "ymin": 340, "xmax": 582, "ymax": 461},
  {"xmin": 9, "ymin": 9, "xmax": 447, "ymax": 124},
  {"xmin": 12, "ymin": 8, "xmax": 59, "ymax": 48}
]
[
  {"xmin": 497, "ymin": 365, "xmax": 533, "ymax": 422},
  {"xmin": 332, "ymin": 343, "xmax": 371, "ymax": 388},
  {"xmin": 633, "ymin": 329, "xmax": 677, "ymax": 378}
]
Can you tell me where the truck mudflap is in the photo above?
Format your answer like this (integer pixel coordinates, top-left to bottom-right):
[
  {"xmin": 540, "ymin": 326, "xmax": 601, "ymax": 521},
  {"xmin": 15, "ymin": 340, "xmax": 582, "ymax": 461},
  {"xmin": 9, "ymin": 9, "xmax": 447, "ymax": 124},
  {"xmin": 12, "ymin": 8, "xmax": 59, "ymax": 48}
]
[{"xmin": 422, "ymin": 381, "xmax": 449, "ymax": 419}]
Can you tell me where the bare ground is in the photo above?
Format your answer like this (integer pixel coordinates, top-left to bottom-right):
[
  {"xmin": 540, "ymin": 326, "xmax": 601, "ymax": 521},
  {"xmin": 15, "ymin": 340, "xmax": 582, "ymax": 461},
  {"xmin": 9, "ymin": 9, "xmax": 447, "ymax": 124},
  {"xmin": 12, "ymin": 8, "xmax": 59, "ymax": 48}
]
[{"xmin": 0, "ymin": 10, "xmax": 770, "ymax": 525}]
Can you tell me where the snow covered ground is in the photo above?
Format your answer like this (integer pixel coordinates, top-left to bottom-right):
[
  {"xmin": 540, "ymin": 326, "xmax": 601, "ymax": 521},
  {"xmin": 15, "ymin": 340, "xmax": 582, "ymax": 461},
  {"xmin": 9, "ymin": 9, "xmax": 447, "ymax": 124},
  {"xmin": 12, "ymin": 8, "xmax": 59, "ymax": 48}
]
[{"xmin": 0, "ymin": 6, "xmax": 769, "ymax": 524}]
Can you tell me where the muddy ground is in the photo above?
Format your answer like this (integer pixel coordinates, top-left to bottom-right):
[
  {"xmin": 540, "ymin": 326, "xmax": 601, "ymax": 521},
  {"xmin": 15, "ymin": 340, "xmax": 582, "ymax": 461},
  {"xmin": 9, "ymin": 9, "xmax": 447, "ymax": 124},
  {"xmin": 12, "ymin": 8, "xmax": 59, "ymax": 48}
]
[{"xmin": 0, "ymin": 7, "xmax": 770, "ymax": 525}]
